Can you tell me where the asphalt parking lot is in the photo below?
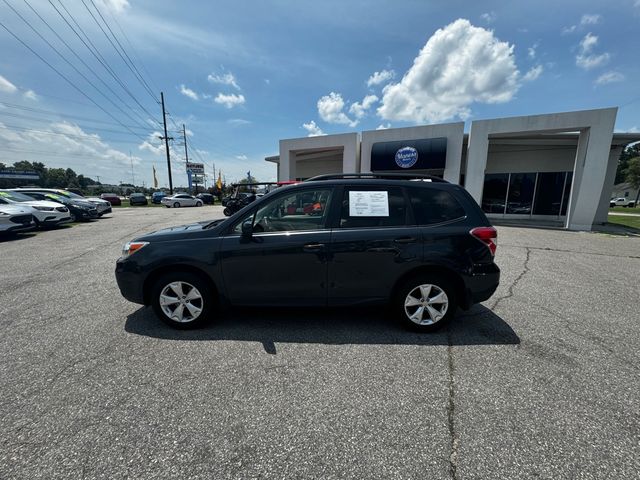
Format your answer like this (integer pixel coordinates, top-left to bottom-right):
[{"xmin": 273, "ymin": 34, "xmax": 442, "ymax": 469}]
[{"xmin": 1, "ymin": 207, "xmax": 639, "ymax": 479}]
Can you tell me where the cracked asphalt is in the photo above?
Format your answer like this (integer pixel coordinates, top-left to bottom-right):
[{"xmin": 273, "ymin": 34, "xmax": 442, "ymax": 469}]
[{"xmin": 1, "ymin": 207, "xmax": 639, "ymax": 479}]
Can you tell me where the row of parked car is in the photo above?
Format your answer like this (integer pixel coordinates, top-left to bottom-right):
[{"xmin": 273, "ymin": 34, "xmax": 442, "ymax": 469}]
[
  {"xmin": 99, "ymin": 191, "xmax": 217, "ymax": 208},
  {"xmin": 0, "ymin": 187, "xmax": 112, "ymax": 235}
]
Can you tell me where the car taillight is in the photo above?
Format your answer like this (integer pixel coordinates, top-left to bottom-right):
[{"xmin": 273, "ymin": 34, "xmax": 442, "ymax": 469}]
[{"xmin": 470, "ymin": 226, "xmax": 497, "ymax": 256}]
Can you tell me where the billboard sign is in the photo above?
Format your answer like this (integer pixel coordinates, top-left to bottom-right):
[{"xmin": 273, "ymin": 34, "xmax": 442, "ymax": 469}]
[
  {"xmin": 185, "ymin": 162, "xmax": 205, "ymax": 174},
  {"xmin": 371, "ymin": 138, "xmax": 447, "ymax": 171},
  {"xmin": 0, "ymin": 170, "xmax": 40, "ymax": 180}
]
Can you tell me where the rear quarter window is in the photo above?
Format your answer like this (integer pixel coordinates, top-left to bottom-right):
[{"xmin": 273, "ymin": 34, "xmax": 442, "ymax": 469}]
[
  {"xmin": 409, "ymin": 187, "xmax": 466, "ymax": 225},
  {"xmin": 340, "ymin": 186, "xmax": 407, "ymax": 228}
]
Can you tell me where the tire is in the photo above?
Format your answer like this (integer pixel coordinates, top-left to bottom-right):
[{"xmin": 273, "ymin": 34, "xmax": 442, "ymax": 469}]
[
  {"xmin": 150, "ymin": 271, "xmax": 215, "ymax": 329},
  {"xmin": 223, "ymin": 207, "xmax": 231, "ymax": 216},
  {"xmin": 394, "ymin": 274, "xmax": 457, "ymax": 332},
  {"xmin": 173, "ymin": 202, "xmax": 180, "ymax": 208},
  {"xmin": 196, "ymin": 201, "xmax": 203, "ymax": 207}
]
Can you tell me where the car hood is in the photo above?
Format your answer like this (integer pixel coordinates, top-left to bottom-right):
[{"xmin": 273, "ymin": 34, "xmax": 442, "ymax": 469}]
[
  {"xmin": 19, "ymin": 200, "xmax": 63, "ymax": 209},
  {"xmin": 86, "ymin": 197, "xmax": 109, "ymax": 204},
  {"xmin": 135, "ymin": 221, "xmax": 208, "ymax": 242},
  {"xmin": 0, "ymin": 204, "xmax": 34, "ymax": 215}
]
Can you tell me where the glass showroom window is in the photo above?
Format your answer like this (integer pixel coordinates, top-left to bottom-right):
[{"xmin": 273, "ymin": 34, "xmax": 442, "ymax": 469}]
[
  {"xmin": 506, "ymin": 173, "xmax": 536, "ymax": 214},
  {"xmin": 482, "ymin": 171, "xmax": 574, "ymax": 217},
  {"xmin": 482, "ymin": 174, "xmax": 509, "ymax": 214}
]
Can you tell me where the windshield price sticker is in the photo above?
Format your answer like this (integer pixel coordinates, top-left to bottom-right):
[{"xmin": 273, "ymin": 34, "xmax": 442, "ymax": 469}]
[{"xmin": 349, "ymin": 191, "xmax": 389, "ymax": 217}]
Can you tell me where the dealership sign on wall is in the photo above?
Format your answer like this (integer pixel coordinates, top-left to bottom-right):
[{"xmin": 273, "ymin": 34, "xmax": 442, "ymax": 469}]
[
  {"xmin": 371, "ymin": 138, "xmax": 447, "ymax": 171},
  {"xmin": 0, "ymin": 170, "xmax": 40, "ymax": 180}
]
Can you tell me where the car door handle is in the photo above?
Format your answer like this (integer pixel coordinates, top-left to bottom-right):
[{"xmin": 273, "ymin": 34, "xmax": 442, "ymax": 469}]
[
  {"xmin": 303, "ymin": 242, "xmax": 325, "ymax": 252},
  {"xmin": 393, "ymin": 236, "xmax": 417, "ymax": 244}
]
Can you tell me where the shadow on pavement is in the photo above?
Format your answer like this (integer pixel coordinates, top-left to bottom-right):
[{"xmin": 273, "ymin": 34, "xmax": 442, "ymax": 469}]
[
  {"xmin": 125, "ymin": 304, "xmax": 519, "ymax": 351},
  {"xmin": 0, "ymin": 232, "xmax": 37, "ymax": 242}
]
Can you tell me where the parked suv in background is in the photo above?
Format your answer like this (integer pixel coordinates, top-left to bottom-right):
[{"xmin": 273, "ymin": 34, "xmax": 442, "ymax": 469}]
[
  {"xmin": 0, "ymin": 204, "xmax": 35, "ymax": 234},
  {"xmin": 12, "ymin": 189, "xmax": 98, "ymax": 221},
  {"xmin": 0, "ymin": 190, "xmax": 71, "ymax": 228},
  {"xmin": 116, "ymin": 174, "xmax": 500, "ymax": 332}
]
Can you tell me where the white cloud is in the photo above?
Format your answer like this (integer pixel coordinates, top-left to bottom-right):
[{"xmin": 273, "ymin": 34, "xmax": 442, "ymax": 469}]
[
  {"xmin": 377, "ymin": 19, "xmax": 520, "ymax": 123},
  {"xmin": 317, "ymin": 92, "xmax": 357, "ymax": 127},
  {"xmin": 580, "ymin": 14, "xmax": 601, "ymax": 25},
  {"xmin": 576, "ymin": 33, "xmax": 610, "ymax": 70},
  {"xmin": 349, "ymin": 94, "xmax": 378, "ymax": 119},
  {"xmin": 480, "ymin": 12, "xmax": 496, "ymax": 23},
  {"xmin": 100, "ymin": 0, "xmax": 129, "ymax": 14},
  {"xmin": 376, "ymin": 123, "xmax": 391, "ymax": 130},
  {"xmin": 595, "ymin": 71, "xmax": 625, "ymax": 85},
  {"xmin": 302, "ymin": 121, "xmax": 326, "ymax": 137},
  {"xmin": 228, "ymin": 118, "xmax": 251, "ymax": 126},
  {"xmin": 235, "ymin": 154, "xmax": 248, "ymax": 161},
  {"xmin": 214, "ymin": 93, "xmax": 245, "ymax": 108},
  {"xmin": 562, "ymin": 25, "xmax": 577, "ymax": 34},
  {"xmin": 528, "ymin": 43, "xmax": 538, "ymax": 59},
  {"xmin": 207, "ymin": 71, "xmax": 240, "ymax": 90},
  {"xmin": 23, "ymin": 90, "xmax": 38, "ymax": 101},
  {"xmin": 366, "ymin": 70, "xmax": 395, "ymax": 87},
  {"xmin": 523, "ymin": 65, "xmax": 543, "ymax": 81},
  {"xmin": 179, "ymin": 84, "xmax": 199, "ymax": 100},
  {"xmin": 0, "ymin": 74, "xmax": 18, "ymax": 93}
]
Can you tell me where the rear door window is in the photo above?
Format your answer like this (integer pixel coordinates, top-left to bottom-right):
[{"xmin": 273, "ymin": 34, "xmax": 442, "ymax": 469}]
[
  {"xmin": 339, "ymin": 186, "xmax": 407, "ymax": 228},
  {"xmin": 409, "ymin": 187, "xmax": 466, "ymax": 225}
]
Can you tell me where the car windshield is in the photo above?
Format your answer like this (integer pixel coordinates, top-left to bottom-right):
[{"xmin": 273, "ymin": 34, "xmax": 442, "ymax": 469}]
[
  {"xmin": 58, "ymin": 190, "xmax": 80, "ymax": 199},
  {"xmin": 0, "ymin": 190, "xmax": 35, "ymax": 202}
]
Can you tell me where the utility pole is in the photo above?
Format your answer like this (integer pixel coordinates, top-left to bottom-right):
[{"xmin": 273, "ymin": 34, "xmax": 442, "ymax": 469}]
[
  {"xmin": 159, "ymin": 92, "xmax": 174, "ymax": 195},
  {"xmin": 129, "ymin": 151, "xmax": 135, "ymax": 186},
  {"xmin": 183, "ymin": 124, "xmax": 196, "ymax": 194}
]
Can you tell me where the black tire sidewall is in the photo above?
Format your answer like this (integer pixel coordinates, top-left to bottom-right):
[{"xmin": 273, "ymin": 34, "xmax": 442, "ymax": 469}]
[
  {"xmin": 150, "ymin": 272, "xmax": 215, "ymax": 329},
  {"xmin": 395, "ymin": 274, "xmax": 457, "ymax": 332}
]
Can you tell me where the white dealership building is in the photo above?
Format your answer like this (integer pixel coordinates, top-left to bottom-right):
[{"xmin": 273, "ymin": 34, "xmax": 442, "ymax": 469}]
[{"xmin": 265, "ymin": 107, "xmax": 640, "ymax": 230}]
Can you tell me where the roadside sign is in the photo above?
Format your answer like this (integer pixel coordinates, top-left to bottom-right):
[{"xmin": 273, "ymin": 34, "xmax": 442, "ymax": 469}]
[{"xmin": 186, "ymin": 162, "xmax": 204, "ymax": 174}]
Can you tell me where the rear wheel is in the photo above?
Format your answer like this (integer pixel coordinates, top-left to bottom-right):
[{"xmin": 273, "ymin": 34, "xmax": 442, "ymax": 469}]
[
  {"xmin": 151, "ymin": 272, "xmax": 215, "ymax": 329},
  {"xmin": 196, "ymin": 201, "xmax": 203, "ymax": 207},
  {"xmin": 223, "ymin": 207, "xmax": 231, "ymax": 216},
  {"xmin": 394, "ymin": 274, "xmax": 457, "ymax": 332}
]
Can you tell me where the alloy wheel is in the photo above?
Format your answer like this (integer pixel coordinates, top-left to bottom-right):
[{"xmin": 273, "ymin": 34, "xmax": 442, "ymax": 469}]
[
  {"xmin": 159, "ymin": 281, "xmax": 203, "ymax": 323},
  {"xmin": 404, "ymin": 284, "xmax": 449, "ymax": 326}
]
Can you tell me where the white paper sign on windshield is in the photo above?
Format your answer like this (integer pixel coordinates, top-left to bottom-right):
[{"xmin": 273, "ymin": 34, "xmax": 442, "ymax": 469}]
[{"xmin": 349, "ymin": 191, "xmax": 389, "ymax": 217}]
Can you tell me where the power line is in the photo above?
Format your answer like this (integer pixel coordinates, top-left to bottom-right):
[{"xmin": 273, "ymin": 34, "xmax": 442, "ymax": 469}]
[
  {"xmin": 0, "ymin": 101, "xmax": 154, "ymax": 131},
  {"xmin": 80, "ymin": 0, "xmax": 158, "ymax": 103},
  {"xmin": 0, "ymin": 123, "xmax": 153, "ymax": 144},
  {"xmin": 18, "ymin": 0, "xmax": 157, "ymax": 128},
  {"xmin": 49, "ymin": 0, "xmax": 161, "ymax": 128},
  {"xmin": 86, "ymin": 0, "xmax": 158, "ymax": 102},
  {"xmin": 1, "ymin": 2, "xmax": 152, "ymax": 135},
  {"xmin": 0, "ymin": 20, "xmax": 152, "ymax": 143}
]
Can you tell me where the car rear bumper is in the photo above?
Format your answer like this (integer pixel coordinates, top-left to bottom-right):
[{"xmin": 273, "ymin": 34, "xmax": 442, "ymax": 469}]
[{"xmin": 462, "ymin": 263, "xmax": 500, "ymax": 308}]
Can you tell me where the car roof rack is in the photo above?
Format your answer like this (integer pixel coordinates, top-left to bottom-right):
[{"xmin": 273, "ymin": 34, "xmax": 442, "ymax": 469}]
[{"xmin": 305, "ymin": 173, "xmax": 448, "ymax": 183}]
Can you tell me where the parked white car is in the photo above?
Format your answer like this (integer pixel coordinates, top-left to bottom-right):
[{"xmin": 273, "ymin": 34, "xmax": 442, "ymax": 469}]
[
  {"xmin": 0, "ymin": 204, "xmax": 35, "ymax": 234},
  {"xmin": 610, "ymin": 197, "xmax": 636, "ymax": 208},
  {"xmin": 161, "ymin": 193, "xmax": 203, "ymax": 208},
  {"xmin": 0, "ymin": 190, "xmax": 72, "ymax": 227}
]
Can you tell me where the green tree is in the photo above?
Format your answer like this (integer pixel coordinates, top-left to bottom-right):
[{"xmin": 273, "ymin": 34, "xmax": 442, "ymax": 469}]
[
  {"xmin": 616, "ymin": 143, "xmax": 640, "ymax": 184},
  {"xmin": 623, "ymin": 157, "xmax": 640, "ymax": 204}
]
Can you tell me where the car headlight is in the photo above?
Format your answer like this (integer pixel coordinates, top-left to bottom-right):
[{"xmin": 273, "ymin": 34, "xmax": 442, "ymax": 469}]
[
  {"xmin": 0, "ymin": 211, "xmax": 8, "ymax": 216},
  {"xmin": 76, "ymin": 204, "xmax": 92, "ymax": 210},
  {"xmin": 33, "ymin": 206, "xmax": 54, "ymax": 211},
  {"xmin": 121, "ymin": 241, "xmax": 149, "ymax": 258}
]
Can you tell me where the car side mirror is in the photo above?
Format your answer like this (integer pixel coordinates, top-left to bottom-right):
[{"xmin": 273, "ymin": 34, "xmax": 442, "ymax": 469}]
[{"xmin": 241, "ymin": 220, "xmax": 253, "ymax": 237}]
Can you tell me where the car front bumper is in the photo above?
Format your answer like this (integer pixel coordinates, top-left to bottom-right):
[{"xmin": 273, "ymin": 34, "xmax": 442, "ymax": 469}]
[{"xmin": 115, "ymin": 260, "xmax": 146, "ymax": 304}]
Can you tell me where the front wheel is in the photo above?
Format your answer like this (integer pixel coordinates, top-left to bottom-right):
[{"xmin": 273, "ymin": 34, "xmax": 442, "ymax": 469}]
[
  {"xmin": 394, "ymin": 275, "xmax": 457, "ymax": 332},
  {"xmin": 173, "ymin": 202, "xmax": 180, "ymax": 208},
  {"xmin": 150, "ymin": 272, "xmax": 215, "ymax": 329},
  {"xmin": 223, "ymin": 207, "xmax": 231, "ymax": 216},
  {"xmin": 196, "ymin": 201, "xmax": 203, "ymax": 207}
]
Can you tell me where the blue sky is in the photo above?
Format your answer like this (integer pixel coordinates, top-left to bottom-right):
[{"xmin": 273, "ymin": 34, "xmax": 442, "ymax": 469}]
[{"xmin": 0, "ymin": 0, "xmax": 639, "ymax": 187}]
